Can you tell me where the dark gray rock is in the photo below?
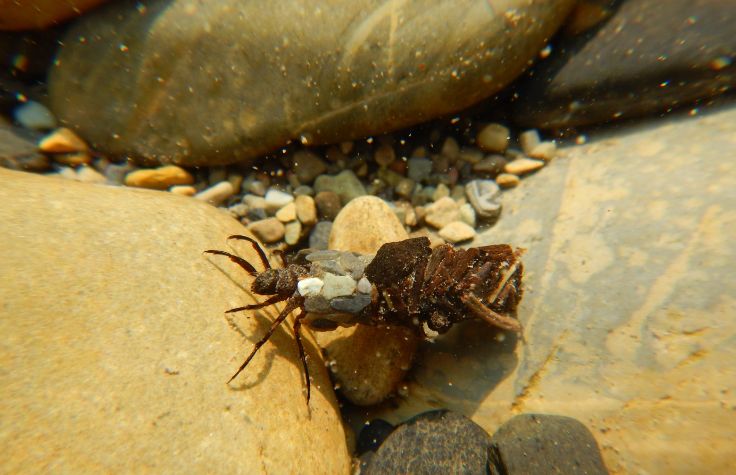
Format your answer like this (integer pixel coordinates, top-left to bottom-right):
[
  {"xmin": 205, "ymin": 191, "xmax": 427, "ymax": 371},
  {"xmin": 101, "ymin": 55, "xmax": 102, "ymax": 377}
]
[
  {"xmin": 356, "ymin": 419, "xmax": 395, "ymax": 454},
  {"xmin": 489, "ymin": 414, "xmax": 608, "ymax": 475},
  {"xmin": 308, "ymin": 221, "xmax": 332, "ymax": 250},
  {"xmin": 512, "ymin": 0, "xmax": 736, "ymax": 129},
  {"xmin": 330, "ymin": 293, "xmax": 371, "ymax": 314},
  {"xmin": 48, "ymin": 0, "xmax": 576, "ymax": 166},
  {"xmin": 364, "ymin": 410, "xmax": 492, "ymax": 475}
]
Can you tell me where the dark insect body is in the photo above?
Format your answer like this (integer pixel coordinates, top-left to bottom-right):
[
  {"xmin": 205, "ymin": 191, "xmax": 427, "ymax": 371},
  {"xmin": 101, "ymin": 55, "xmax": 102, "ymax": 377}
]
[{"xmin": 205, "ymin": 235, "xmax": 524, "ymax": 403}]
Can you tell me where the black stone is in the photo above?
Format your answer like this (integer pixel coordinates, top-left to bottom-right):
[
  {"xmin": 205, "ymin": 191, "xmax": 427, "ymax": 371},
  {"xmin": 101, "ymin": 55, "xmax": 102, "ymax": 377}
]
[
  {"xmin": 512, "ymin": 0, "xmax": 736, "ymax": 129},
  {"xmin": 489, "ymin": 413, "xmax": 609, "ymax": 475},
  {"xmin": 364, "ymin": 410, "xmax": 492, "ymax": 475}
]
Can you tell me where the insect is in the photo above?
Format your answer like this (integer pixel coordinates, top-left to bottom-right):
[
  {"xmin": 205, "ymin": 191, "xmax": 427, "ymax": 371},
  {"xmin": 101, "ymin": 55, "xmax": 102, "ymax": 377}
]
[{"xmin": 205, "ymin": 235, "xmax": 524, "ymax": 402}]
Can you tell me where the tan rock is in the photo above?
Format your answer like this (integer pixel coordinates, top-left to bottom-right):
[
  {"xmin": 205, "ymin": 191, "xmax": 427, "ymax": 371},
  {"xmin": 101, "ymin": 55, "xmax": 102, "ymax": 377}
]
[
  {"xmin": 38, "ymin": 127, "xmax": 89, "ymax": 153},
  {"xmin": 504, "ymin": 157, "xmax": 545, "ymax": 175},
  {"xmin": 316, "ymin": 196, "xmax": 419, "ymax": 405},
  {"xmin": 248, "ymin": 217, "xmax": 285, "ymax": 243},
  {"xmin": 124, "ymin": 165, "xmax": 194, "ymax": 190},
  {"xmin": 75, "ymin": 165, "xmax": 106, "ymax": 183},
  {"xmin": 194, "ymin": 180, "xmax": 234, "ymax": 206},
  {"xmin": 295, "ymin": 194, "xmax": 317, "ymax": 226},
  {"xmin": 438, "ymin": 221, "xmax": 476, "ymax": 243},
  {"xmin": 529, "ymin": 141, "xmax": 557, "ymax": 161},
  {"xmin": 169, "ymin": 185, "xmax": 197, "ymax": 196},
  {"xmin": 275, "ymin": 202, "xmax": 297, "ymax": 223},
  {"xmin": 476, "ymin": 123, "xmax": 510, "ymax": 153},
  {"xmin": 496, "ymin": 173, "xmax": 521, "ymax": 188},
  {"xmin": 0, "ymin": 168, "xmax": 350, "ymax": 473},
  {"xmin": 424, "ymin": 196, "xmax": 461, "ymax": 229}
]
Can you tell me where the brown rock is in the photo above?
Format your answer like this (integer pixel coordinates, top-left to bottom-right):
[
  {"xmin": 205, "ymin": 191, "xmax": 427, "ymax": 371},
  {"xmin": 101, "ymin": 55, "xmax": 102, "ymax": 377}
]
[
  {"xmin": 124, "ymin": 165, "xmax": 194, "ymax": 190},
  {"xmin": 496, "ymin": 173, "xmax": 521, "ymax": 188},
  {"xmin": 38, "ymin": 127, "xmax": 88, "ymax": 153},
  {"xmin": 314, "ymin": 191, "xmax": 342, "ymax": 221},
  {"xmin": 248, "ymin": 217, "xmax": 285, "ymax": 243},
  {"xmin": 0, "ymin": 168, "xmax": 350, "ymax": 473},
  {"xmin": 504, "ymin": 158, "xmax": 545, "ymax": 175}
]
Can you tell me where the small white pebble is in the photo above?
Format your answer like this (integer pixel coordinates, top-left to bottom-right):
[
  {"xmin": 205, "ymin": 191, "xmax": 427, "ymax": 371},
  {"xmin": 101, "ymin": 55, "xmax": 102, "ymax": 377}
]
[
  {"xmin": 357, "ymin": 277, "xmax": 372, "ymax": 294},
  {"xmin": 264, "ymin": 188, "xmax": 294, "ymax": 209},
  {"xmin": 298, "ymin": 277, "xmax": 324, "ymax": 297},
  {"xmin": 14, "ymin": 100, "xmax": 57, "ymax": 130}
]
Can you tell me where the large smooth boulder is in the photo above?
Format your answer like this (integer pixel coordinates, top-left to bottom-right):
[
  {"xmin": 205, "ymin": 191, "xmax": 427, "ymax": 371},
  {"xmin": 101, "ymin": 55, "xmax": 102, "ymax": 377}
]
[
  {"xmin": 360, "ymin": 105, "xmax": 736, "ymax": 473},
  {"xmin": 0, "ymin": 169, "xmax": 350, "ymax": 473},
  {"xmin": 49, "ymin": 0, "xmax": 575, "ymax": 166}
]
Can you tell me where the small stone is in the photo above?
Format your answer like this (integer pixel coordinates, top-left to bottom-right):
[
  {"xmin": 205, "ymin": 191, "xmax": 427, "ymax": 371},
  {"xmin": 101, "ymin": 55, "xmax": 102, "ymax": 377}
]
[
  {"xmin": 275, "ymin": 202, "xmax": 297, "ymax": 222},
  {"xmin": 330, "ymin": 293, "xmax": 372, "ymax": 314},
  {"xmin": 295, "ymin": 194, "xmax": 317, "ymax": 226},
  {"xmin": 459, "ymin": 203, "xmax": 476, "ymax": 228},
  {"xmin": 529, "ymin": 141, "xmax": 557, "ymax": 161},
  {"xmin": 242, "ymin": 194, "xmax": 267, "ymax": 210},
  {"xmin": 440, "ymin": 137, "xmax": 460, "ymax": 161},
  {"xmin": 496, "ymin": 173, "xmax": 520, "ymax": 189},
  {"xmin": 407, "ymin": 157, "xmax": 433, "ymax": 182},
  {"xmin": 365, "ymin": 410, "xmax": 493, "ymax": 474},
  {"xmin": 432, "ymin": 183, "xmax": 450, "ymax": 201},
  {"xmin": 0, "ymin": 126, "xmax": 49, "ymax": 171},
  {"xmin": 376, "ymin": 168, "xmax": 404, "ymax": 188},
  {"xmin": 309, "ymin": 221, "xmax": 333, "ymax": 250},
  {"xmin": 284, "ymin": 220, "xmax": 302, "ymax": 245},
  {"xmin": 51, "ymin": 152, "xmax": 92, "ymax": 166},
  {"xmin": 104, "ymin": 162, "xmax": 135, "ymax": 185},
  {"xmin": 356, "ymin": 277, "xmax": 372, "ymax": 294},
  {"xmin": 169, "ymin": 185, "xmax": 197, "ymax": 196},
  {"xmin": 373, "ymin": 144, "xmax": 396, "ymax": 167},
  {"xmin": 472, "ymin": 155, "xmax": 507, "ymax": 176},
  {"xmin": 424, "ymin": 196, "xmax": 461, "ymax": 229},
  {"xmin": 404, "ymin": 207, "xmax": 418, "ymax": 227},
  {"xmin": 395, "ymin": 178, "xmax": 416, "ymax": 200},
  {"xmin": 194, "ymin": 181, "xmax": 234, "ymax": 206},
  {"xmin": 519, "ymin": 129, "xmax": 541, "ymax": 155},
  {"xmin": 304, "ymin": 295, "xmax": 331, "ymax": 313},
  {"xmin": 227, "ymin": 172, "xmax": 243, "ymax": 194},
  {"xmin": 293, "ymin": 185, "xmax": 314, "ymax": 196},
  {"xmin": 14, "ymin": 101, "xmax": 56, "ymax": 130},
  {"xmin": 264, "ymin": 188, "xmax": 294, "ymax": 212},
  {"xmin": 245, "ymin": 178, "xmax": 267, "ymax": 196},
  {"xmin": 465, "ymin": 179, "xmax": 502, "ymax": 220},
  {"xmin": 504, "ymin": 158, "xmax": 545, "ymax": 175},
  {"xmin": 124, "ymin": 165, "xmax": 194, "ymax": 190},
  {"xmin": 328, "ymin": 196, "xmax": 408, "ymax": 255},
  {"xmin": 321, "ymin": 273, "xmax": 357, "ymax": 300},
  {"xmin": 314, "ymin": 191, "xmax": 342, "ymax": 220},
  {"xmin": 38, "ymin": 127, "xmax": 88, "ymax": 153},
  {"xmin": 438, "ymin": 221, "xmax": 476, "ymax": 243},
  {"xmin": 228, "ymin": 203, "xmax": 249, "ymax": 218},
  {"xmin": 490, "ymin": 414, "xmax": 608, "ymax": 475},
  {"xmin": 314, "ymin": 170, "xmax": 367, "ymax": 204},
  {"xmin": 248, "ymin": 217, "xmax": 285, "ymax": 243},
  {"xmin": 75, "ymin": 165, "xmax": 107, "ymax": 184},
  {"xmin": 292, "ymin": 150, "xmax": 328, "ymax": 184},
  {"xmin": 297, "ymin": 277, "xmax": 324, "ymax": 296},
  {"xmin": 476, "ymin": 123, "xmax": 510, "ymax": 153}
]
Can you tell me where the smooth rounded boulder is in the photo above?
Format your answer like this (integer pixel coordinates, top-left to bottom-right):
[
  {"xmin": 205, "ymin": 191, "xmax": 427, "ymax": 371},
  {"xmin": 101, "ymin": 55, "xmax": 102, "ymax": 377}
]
[{"xmin": 49, "ymin": 0, "xmax": 575, "ymax": 166}]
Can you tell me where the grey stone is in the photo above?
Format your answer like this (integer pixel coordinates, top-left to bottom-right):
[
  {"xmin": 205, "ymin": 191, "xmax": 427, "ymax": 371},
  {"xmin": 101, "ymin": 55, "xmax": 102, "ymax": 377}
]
[
  {"xmin": 48, "ymin": 0, "xmax": 576, "ymax": 166},
  {"xmin": 464, "ymin": 179, "xmax": 502, "ymax": 220},
  {"xmin": 365, "ymin": 410, "xmax": 492, "ymax": 475},
  {"xmin": 309, "ymin": 221, "xmax": 333, "ymax": 250},
  {"xmin": 0, "ymin": 125, "xmax": 48, "ymax": 171},
  {"xmin": 321, "ymin": 273, "xmax": 356, "ymax": 300},
  {"xmin": 330, "ymin": 293, "xmax": 372, "ymax": 314},
  {"xmin": 304, "ymin": 294, "xmax": 331, "ymax": 313},
  {"xmin": 305, "ymin": 250, "xmax": 342, "ymax": 262},
  {"xmin": 292, "ymin": 150, "xmax": 327, "ymax": 184},
  {"xmin": 489, "ymin": 414, "xmax": 608, "ymax": 475},
  {"xmin": 472, "ymin": 155, "xmax": 507, "ymax": 176},
  {"xmin": 314, "ymin": 170, "xmax": 366, "ymax": 204},
  {"xmin": 407, "ymin": 157, "xmax": 433, "ymax": 182}
]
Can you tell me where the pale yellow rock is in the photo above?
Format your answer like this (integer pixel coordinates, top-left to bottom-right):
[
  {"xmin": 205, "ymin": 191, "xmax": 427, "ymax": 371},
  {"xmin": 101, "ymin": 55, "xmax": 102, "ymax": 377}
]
[
  {"xmin": 124, "ymin": 165, "xmax": 194, "ymax": 190},
  {"xmin": 0, "ymin": 169, "xmax": 350, "ymax": 474},
  {"xmin": 496, "ymin": 173, "xmax": 521, "ymax": 188},
  {"xmin": 317, "ymin": 196, "xmax": 419, "ymax": 405},
  {"xmin": 75, "ymin": 164, "xmax": 106, "ymax": 183},
  {"xmin": 438, "ymin": 221, "xmax": 476, "ymax": 243},
  {"xmin": 529, "ymin": 141, "xmax": 557, "ymax": 161},
  {"xmin": 169, "ymin": 185, "xmax": 197, "ymax": 196},
  {"xmin": 39, "ymin": 127, "xmax": 89, "ymax": 153},
  {"xmin": 476, "ymin": 123, "xmax": 510, "ymax": 153},
  {"xmin": 504, "ymin": 157, "xmax": 545, "ymax": 175},
  {"xmin": 194, "ymin": 180, "xmax": 234, "ymax": 206},
  {"xmin": 275, "ymin": 202, "xmax": 297, "ymax": 223},
  {"xmin": 295, "ymin": 194, "xmax": 317, "ymax": 226}
]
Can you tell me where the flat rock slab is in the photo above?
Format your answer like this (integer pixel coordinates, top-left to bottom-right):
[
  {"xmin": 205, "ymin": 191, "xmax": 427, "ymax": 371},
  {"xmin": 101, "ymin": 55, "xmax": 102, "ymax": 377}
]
[
  {"xmin": 49, "ymin": 0, "xmax": 574, "ymax": 166},
  {"xmin": 0, "ymin": 169, "xmax": 350, "ymax": 473},
  {"xmin": 512, "ymin": 0, "xmax": 736, "ymax": 128},
  {"xmin": 361, "ymin": 105, "xmax": 736, "ymax": 474}
]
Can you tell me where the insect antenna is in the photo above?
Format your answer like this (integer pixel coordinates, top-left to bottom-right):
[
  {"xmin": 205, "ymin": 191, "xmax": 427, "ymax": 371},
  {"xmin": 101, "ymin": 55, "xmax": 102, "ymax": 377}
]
[
  {"xmin": 227, "ymin": 234, "xmax": 271, "ymax": 270},
  {"xmin": 203, "ymin": 249, "xmax": 259, "ymax": 277}
]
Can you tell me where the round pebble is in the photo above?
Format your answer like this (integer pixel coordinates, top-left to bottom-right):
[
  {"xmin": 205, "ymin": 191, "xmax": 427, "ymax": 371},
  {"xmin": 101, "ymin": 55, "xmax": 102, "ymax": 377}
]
[
  {"xmin": 313, "ymin": 170, "xmax": 367, "ymax": 204},
  {"xmin": 356, "ymin": 276, "xmax": 372, "ymax": 294},
  {"xmin": 169, "ymin": 185, "xmax": 197, "ymax": 196},
  {"xmin": 75, "ymin": 165, "xmax": 107, "ymax": 184},
  {"xmin": 438, "ymin": 221, "xmax": 476, "ymax": 243},
  {"xmin": 476, "ymin": 123, "xmax": 510, "ymax": 153},
  {"xmin": 314, "ymin": 191, "xmax": 342, "ymax": 221},
  {"xmin": 519, "ymin": 129, "xmax": 541, "ymax": 155},
  {"xmin": 14, "ymin": 101, "xmax": 57, "ymax": 130},
  {"xmin": 264, "ymin": 188, "xmax": 294, "ymax": 211},
  {"xmin": 529, "ymin": 141, "xmax": 557, "ymax": 161},
  {"xmin": 395, "ymin": 178, "xmax": 416, "ymax": 200},
  {"xmin": 424, "ymin": 197, "xmax": 461, "ymax": 229},
  {"xmin": 248, "ymin": 217, "xmax": 285, "ymax": 243},
  {"xmin": 465, "ymin": 179, "xmax": 502, "ymax": 220},
  {"xmin": 472, "ymin": 155, "xmax": 506, "ymax": 176},
  {"xmin": 284, "ymin": 220, "xmax": 302, "ymax": 245},
  {"xmin": 504, "ymin": 157, "xmax": 545, "ymax": 175},
  {"xmin": 321, "ymin": 273, "xmax": 357, "ymax": 300},
  {"xmin": 407, "ymin": 158, "xmax": 433, "ymax": 182},
  {"xmin": 297, "ymin": 277, "xmax": 324, "ymax": 297},
  {"xmin": 292, "ymin": 150, "xmax": 327, "ymax": 184},
  {"xmin": 373, "ymin": 144, "xmax": 396, "ymax": 167}
]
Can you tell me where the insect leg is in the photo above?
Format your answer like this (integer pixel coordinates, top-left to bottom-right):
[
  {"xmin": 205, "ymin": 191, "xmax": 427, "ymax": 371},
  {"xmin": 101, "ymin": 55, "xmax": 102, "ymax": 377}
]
[
  {"xmin": 227, "ymin": 235, "xmax": 271, "ymax": 270},
  {"xmin": 225, "ymin": 294, "xmax": 288, "ymax": 314},
  {"xmin": 292, "ymin": 309, "xmax": 311, "ymax": 402},
  {"xmin": 204, "ymin": 249, "xmax": 259, "ymax": 276},
  {"xmin": 227, "ymin": 297, "xmax": 301, "ymax": 384},
  {"xmin": 461, "ymin": 294, "xmax": 522, "ymax": 333}
]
